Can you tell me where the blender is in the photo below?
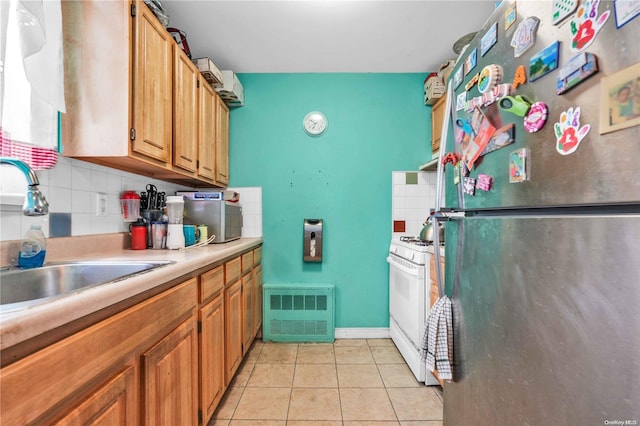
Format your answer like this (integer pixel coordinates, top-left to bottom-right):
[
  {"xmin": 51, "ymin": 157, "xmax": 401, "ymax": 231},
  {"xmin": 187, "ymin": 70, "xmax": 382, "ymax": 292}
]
[{"xmin": 165, "ymin": 196, "xmax": 185, "ymax": 249}]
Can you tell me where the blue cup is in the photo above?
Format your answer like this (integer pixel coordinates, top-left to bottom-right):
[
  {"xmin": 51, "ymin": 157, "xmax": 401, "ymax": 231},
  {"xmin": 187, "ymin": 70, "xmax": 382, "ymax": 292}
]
[{"xmin": 183, "ymin": 225, "xmax": 200, "ymax": 246}]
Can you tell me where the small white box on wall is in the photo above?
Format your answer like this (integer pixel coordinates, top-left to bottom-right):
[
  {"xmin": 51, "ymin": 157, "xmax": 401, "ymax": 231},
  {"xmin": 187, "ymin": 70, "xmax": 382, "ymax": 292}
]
[{"xmin": 216, "ymin": 70, "xmax": 244, "ymax": 107}]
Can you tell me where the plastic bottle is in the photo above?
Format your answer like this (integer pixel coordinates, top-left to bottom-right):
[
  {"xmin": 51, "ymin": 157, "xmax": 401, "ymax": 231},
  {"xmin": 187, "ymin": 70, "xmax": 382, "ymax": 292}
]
[{"xmin": 18, "ymin": 224, "xmax": 46, "ymax": 268}]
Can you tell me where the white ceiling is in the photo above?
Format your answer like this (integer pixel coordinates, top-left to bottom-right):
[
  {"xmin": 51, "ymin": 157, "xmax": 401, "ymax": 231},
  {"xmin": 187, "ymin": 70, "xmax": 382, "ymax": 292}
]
[{"xmin": 161, "ymin": 0, "xmax": 496, "ymax": 73}]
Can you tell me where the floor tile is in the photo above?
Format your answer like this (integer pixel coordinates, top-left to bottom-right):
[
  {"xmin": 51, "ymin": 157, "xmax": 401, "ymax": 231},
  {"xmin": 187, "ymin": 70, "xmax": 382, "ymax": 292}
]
[
  {"xmin": 293, "ymin": 364, "xmax": 338, "ymax": 388},
  {"xmin": 233, "ymin": 388, "xmax": 291, "ymax": 420},
  {"xmin": 334, "ymin": 346, "xmax": 374, "ymax": 364},
  {"xmin": 387, "ymin": 388, "xmax": 443, "ymax": 421},
  {"xmin": 340, "ymin": 388, "xmax": 397, "ymax": 421},
  {"xmin": 399, "ymin": 422, "xmax": 443, "ymax": 426},
  {"xmin": 230, "ymin": 360, "xmax": 255, "ymax": 388},
  {"xmin": 337, "ymin": 364, "xmax": 384, "ymax": 388},
  {"xmin": 296, "ymin": 344, "xmax": 335, "ymax": 364},
  {"xmin": 371, "ymin": 345, "xmax": 405, "ymax": 364},
  {"xmin": 247, "ymin": 363, "xmax": 295, "ymax": 387},
  {"xmin": 378, "ymin": 364, "xmax": 421, "ymax": 388},
  {"xmin": 257, "ymin": 343, "xmax": 298, "ymax": 363},
  {"xmin": 287, "ymin": 421, "xmax": 342, "ymax": 426},
  {"xmin": 213, "ymin": 386, "xmax": 245, "ymax": 419},
  {"xmin": 288, "ymin": 388, "xmax": 342, "ymax": 421},
  {"xmin": 208, "ymin": 419, "xmax": 229, "ymax": 426},
  {"xmin": 334, "ymin": 338, "xmax": 368, "ymax": 346},
  {"xmin": 229, "ymin": 421, "xmax": 285, "ymax": 426},
  {"xmin": 244, "ymin": 340, "xmax": 264, "ymax": 363},
  {"xmin": 344, "ymin": 422, "xmax": 400, "ymax": 426},
  {"xmin": 367, "ymin": 338, "xmax": 396, "ymax": 347}
]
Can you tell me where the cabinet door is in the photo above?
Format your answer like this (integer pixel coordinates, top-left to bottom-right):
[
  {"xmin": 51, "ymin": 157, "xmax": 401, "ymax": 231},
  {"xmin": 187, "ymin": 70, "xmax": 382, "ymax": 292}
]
[
  {"xmin": 431, "ymin": 95, "xmax": 447, "ymax": 154},
  {"xmin": 198, "ymin": 80, "xmax": 217, "ymax": 182},
  {"xmin": 215, "ymin": 97, "xmax": 230, "ymax": 186},
  {"xmin": 199, "ymin": 292, "xmax": 225, "ymax": 424},
  {"xmin": 142, "ymin": 317, "xmax": 198, "ymax": 426},
  {"xmin": 224, "ymin": 279, "xmax": 243, "ymax": 384},
  {"xmin": 173, "ymin": 46, "xmax": 199, "ymax": 174},
  {"xmin": 54, "ymin": 366, "xmax": 136, "ymax": 426},
  {"xmin": 242, "ymin": 272, "xmax": 254, "ymax": 354},
  {"xmin": 132, "ymin": 0, "xmax": 173, "ymax": 163},
  {"xmin": 253, "ymin": 265, "xmax": 263, "ymax": 336}
]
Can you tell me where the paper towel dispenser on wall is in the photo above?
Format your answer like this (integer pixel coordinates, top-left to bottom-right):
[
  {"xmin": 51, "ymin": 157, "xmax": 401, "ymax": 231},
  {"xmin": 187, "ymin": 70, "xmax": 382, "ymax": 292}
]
[{"xmin": 303, "ymin": 219, "xmax": 323, "ymax": 262}]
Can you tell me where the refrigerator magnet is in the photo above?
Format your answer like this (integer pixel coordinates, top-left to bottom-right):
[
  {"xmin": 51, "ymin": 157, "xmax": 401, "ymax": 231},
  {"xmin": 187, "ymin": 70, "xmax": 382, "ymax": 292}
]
[
  {"xmin": 556, "ymin": 52, "xmax": 599, "ymax": 95},
  {"xmin": 463, "ymin": 177, "xmax": 477, "ymax": 195},
  {"xmin": 505, "ymin": 3, "xmax": 517, "ymax": 32},
  {"xmin": 480, "ymin": 22, "xmax": 498, "ymax": 57},
  {"xmin": 529, "ymin": 41, "xmax": 560, "ymax": 82},
  {"xmin": 464, "ymin": 49, "xmax": 478, "ymax": 75},
  {"xmin": 509, "ymin": 148, "xmax": 529, "ymax": 183},
  {"xmin": 554, "ymin": 106, "xmax": 591, "ymax": 155},
  {"xmin": 614, "ymin": 0, "xmax": 640, "ymax": 28},
  {"xmin": 552, "ymin": 0, "xmax": 579, "ymax": 25},
  {"xmin": 453, "ymin": 163, "xmax": 461, "ymax": 185},
  {"xmin": 511, "ymin": 16, "xmax": 540, "ymax": 58},
  {"xmin": 570, "ymin": 0, "xmax": 610, "ymax": 52},
  {"xmin": 476, "ymin": 174, "xmax": 493, "ymax": 191},
  {"xmin": 456, "ymin": 92, "xmax": 468, "ymax": 111},
  {"xmin": 481, "ymin": 123, "xmax": 516, "ymax": 156},
  {"xmin": 512, "ymin": 65, "xmax": 527, "ymax": 89},
  {"xmin": 524, "ymin": 102, "xmax": 549, "ymax": 133},
  {"xmin": 453, "ymin": 67, "xmax": 464, "ymax": 89},
  {"xmin": 478, "ymin": 64, "xmax": 503, "ymax": 94}
]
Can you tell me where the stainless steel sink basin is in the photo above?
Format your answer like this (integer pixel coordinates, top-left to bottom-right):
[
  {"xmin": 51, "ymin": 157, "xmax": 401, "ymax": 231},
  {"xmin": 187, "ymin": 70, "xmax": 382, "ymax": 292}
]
[{"xmin": 0, "ymin": 260, "xmax": 173, "ymax": 312}]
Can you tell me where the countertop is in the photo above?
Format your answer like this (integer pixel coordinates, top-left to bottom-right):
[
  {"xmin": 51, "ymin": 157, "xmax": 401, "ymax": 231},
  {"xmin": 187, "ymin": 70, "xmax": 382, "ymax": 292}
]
[{"xmin": 0, "ymin": 237, "xmax": 262, "ymax": 353}]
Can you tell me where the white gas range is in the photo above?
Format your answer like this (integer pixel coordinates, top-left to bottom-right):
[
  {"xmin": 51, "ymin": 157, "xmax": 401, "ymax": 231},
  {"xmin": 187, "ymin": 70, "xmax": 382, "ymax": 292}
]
[{"xmin": 387, "ymin": 236, "xmax": 441, "ymax": 386}]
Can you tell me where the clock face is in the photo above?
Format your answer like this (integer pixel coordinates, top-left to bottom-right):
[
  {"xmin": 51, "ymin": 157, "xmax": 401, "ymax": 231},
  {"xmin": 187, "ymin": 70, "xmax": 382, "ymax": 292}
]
[{"xmin": 303, "ymin": 111, "xmax": 328, "ymax": 136}]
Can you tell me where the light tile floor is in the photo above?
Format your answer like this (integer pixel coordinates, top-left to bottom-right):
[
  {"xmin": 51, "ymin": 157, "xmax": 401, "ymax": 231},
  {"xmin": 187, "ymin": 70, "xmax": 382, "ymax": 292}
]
[{"xmin": 209, "ymin": 338, "xmax": 443, "ymax": 426}]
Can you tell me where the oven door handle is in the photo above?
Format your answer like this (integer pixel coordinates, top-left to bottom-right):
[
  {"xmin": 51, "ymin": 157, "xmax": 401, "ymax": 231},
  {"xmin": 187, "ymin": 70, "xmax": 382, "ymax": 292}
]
[{"xmin": 386, "ymin": 255, "xmax": 424, "ymax": 278}]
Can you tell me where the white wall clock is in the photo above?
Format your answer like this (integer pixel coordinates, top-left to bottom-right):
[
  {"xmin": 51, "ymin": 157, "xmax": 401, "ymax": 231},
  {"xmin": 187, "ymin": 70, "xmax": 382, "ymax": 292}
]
[{"xmin": 303, "ymin": 111, "xmax": 328, "ymax": 136}]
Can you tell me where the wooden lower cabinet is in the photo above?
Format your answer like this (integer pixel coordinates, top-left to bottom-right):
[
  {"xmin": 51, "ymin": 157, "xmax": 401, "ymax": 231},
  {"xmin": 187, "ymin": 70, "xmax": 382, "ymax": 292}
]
[
  {"xmin": 55, "ymin": 365, "xmax": 136, "ymax": 426},
  {"xmin": 253, "ymin": 265, "xmax": 263, "ymax": 336},
  {"xmin": 242, "ymin": 271, "xmax": 254, "ymax": 355},
  {"xmin": 142, "ymin": 316, "xmax": 198, "ymax": 426},
  {"xmin": 224, "ymin": 278, "xmax": 243, "ymax": 385},
  {"xmin": 199, "ymin": 291, "xmax": 225, "ymax": 423}
]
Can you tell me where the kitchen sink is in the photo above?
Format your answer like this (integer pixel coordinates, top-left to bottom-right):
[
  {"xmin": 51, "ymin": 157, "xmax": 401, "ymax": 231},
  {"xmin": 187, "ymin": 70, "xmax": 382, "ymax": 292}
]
[{"xmin": 0, "ymin": 260, "xmax": 173, "ymax": 313}]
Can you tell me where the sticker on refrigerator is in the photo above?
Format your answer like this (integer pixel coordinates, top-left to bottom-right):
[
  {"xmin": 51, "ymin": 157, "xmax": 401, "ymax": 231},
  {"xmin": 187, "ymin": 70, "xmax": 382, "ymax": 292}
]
[
  {"xmin": 453, "ymin": 162, "xmax": 461, "ymax": 185},
  {"xmin": 529, "ymin": 41, "xmax": 560, "ymax": 82},
  {"xmin": 505, "ymin": 3, "xmax": 517, "ymax": 32},
  {"xmin": 554, "ymin": 106, "xmax": 591, "ymax": 155},
  {"xmin": 552, "ymin": 0, "xmax": 579, "ymax": 25},
  {"xmin": 480, "ymin": 22, "xmax": 498, "ymax": 56},
  {"xmin": 464, "ymin": 49, "xmax": 478, "ymax": 75},
  {"xmin": 570, "ymin": 0, "xmax": 610, "ymax": 52},
  {"xmin": 509, "ymin": 148, "xmax": 529, "ymax": 183},
  {"xmin": 557, "ymin": 52, "xmax": 599, "ymax": 95},
  {"xmin": 511, "ymin": 16, "xmax": 540, "ymax": 57}
]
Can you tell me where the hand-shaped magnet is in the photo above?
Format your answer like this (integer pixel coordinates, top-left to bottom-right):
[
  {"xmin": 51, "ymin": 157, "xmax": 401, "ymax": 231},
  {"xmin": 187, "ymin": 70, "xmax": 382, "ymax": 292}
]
[
  {"xmin": 554, "ymin": 106, "xmax": 591, "ymax": 155},
  {"xmin": 570, "ymin": 0, "xmax": 610, "ymax": 52}
]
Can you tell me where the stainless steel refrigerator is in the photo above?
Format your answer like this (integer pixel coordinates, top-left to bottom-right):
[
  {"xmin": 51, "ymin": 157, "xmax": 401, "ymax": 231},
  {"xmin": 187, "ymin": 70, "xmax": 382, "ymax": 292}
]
[{"xmin": 441, "ymin": 1, "xmax": 640, "ymax": 424}]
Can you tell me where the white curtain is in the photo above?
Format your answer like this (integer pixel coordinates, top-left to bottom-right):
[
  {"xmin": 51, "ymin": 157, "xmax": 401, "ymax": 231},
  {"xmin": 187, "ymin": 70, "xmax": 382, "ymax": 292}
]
[{"xmin": 0, "ymin": 0, "xmax": 65, "ymax": 169}]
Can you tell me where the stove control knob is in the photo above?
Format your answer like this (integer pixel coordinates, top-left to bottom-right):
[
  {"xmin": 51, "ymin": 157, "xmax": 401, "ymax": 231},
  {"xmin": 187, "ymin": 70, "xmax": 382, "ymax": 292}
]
[
  {"xmin": 390, "ymin": 246, "xmax": 396, "ymax": 254},
  {"xmin": 410, "ymin": 252, "xmax": 415, "ymax": 261}
]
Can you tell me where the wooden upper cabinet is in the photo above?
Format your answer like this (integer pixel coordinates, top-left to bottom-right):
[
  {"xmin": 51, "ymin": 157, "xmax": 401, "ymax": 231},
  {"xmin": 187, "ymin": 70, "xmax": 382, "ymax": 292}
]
[
  {"xmin": 431, "ymin": 95, "xmax": 447, "ymax": 155},
  {"xmin": 131, "ymin": 0, "xmax": 173, "ymax": 163},
  {"xmin": 198, "ymin": 80, "xmax": 218, "ymax": 183},
  {"xmin": 215, "ymin": 97, "xmax": 230, "ymax": 186},
  {"xmin": 172, "ymin": 46, "xmax": 199, "ymax": 174}
]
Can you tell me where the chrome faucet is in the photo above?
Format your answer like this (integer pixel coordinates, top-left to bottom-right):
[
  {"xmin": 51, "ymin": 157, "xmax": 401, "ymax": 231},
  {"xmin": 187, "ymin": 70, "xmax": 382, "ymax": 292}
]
[{"xmin": 1, "ymin": 157, "xmax": 49, "ymax": 216}]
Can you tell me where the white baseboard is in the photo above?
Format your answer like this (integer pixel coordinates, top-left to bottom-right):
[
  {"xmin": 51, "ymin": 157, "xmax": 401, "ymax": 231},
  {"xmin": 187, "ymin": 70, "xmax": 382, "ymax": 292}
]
[{"xmin": 334, "ymin": 328, "xmax": 390, "ymax": 339}]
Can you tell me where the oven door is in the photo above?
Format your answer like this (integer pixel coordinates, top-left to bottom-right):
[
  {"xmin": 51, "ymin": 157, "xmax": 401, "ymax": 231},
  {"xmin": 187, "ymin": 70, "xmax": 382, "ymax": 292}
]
[{"xmin": 387, "ymin": 253, "xmax": 426, "ymax": 350}]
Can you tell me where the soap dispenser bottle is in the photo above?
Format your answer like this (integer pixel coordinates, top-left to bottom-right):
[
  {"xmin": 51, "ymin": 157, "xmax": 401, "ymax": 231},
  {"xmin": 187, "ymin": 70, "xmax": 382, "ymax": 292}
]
[{"xmin": 18, "ymin": 224, "xmax": 46, "ymax": 268}]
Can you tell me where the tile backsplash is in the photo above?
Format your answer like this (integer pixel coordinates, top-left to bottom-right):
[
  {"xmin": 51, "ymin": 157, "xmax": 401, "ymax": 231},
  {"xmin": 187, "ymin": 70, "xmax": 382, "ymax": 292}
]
[
  {"xmin": 391, "ymin": 171, "xmax": 441, "ymax": 238},
  {"xmin": 0, "ymin": 155, "xmax": 264, "ymax": 242}
]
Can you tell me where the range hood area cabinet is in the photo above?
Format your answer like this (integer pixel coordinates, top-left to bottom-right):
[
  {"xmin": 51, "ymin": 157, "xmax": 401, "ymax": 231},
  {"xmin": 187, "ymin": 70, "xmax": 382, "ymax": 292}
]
[{"xmin": 62, "ymin": 0, "xmax": 229, "ymax": 188}]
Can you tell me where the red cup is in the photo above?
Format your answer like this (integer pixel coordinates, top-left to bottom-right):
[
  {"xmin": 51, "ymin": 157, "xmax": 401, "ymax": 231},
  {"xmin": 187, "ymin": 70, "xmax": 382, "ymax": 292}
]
[{"xmin": 129, "ymin": 219, "xmax": 147, "ymax": 250}]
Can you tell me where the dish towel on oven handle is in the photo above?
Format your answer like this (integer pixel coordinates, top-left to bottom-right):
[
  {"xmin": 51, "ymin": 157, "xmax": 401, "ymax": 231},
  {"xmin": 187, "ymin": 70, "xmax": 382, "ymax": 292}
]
[{"xmin": 420, "ymin": 295, "xmax": 453, "ymax": 381}]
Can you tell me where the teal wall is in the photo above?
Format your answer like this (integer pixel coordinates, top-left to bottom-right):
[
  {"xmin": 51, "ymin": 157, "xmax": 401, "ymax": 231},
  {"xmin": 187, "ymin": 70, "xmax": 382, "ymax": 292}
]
[{"xmin": 229, "ymin": 73, "xmax": 430, "ymax": 328}]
